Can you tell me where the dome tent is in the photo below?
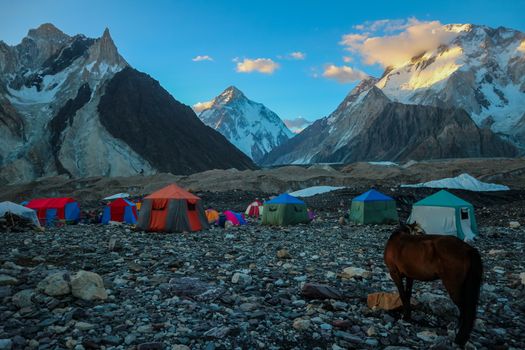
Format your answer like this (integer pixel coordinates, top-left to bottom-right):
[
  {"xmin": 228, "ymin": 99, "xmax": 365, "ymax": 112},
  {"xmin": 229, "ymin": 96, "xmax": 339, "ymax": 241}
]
[
  {"xmin": 407, "ymin": 190, "xmax": 478, "ymax": 241},
  {"xmin": 137, "ymin": 184, "xmax": 209, "ymax": 233},
  {"xmin": 0, "ymin": 201, "xmax": 41, "ymax": 227},
  {"xmin": 262, "ymin": 193, "xmax": 309, "ymax": 226},
  {"xmin": 349, "ymin": 189, "xmax": 398, "ymax": 224},
  {"xmin": 101, "ymin": 198, "xmax": 138, "ymax": 224},
  {"xmin": 245, "ymin": 200, "xmax": 263, "ymax": 218}
]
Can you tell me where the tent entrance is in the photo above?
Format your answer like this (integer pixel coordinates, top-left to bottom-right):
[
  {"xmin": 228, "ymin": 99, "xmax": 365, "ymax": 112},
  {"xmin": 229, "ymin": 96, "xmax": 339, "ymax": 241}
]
[{"xmin": 460, "ymin": 207, "xmax": 474, "ymax": 241}]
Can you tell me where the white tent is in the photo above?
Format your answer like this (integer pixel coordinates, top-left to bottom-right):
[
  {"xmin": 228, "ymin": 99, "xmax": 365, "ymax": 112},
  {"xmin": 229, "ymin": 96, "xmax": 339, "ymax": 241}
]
[
  {"xmin": 103, "ymin": 193, "xmax": 130, "ymax": 200},
  {"xmin": 0, "ymin": 201, "xmax": 41, "ymax": 227}
]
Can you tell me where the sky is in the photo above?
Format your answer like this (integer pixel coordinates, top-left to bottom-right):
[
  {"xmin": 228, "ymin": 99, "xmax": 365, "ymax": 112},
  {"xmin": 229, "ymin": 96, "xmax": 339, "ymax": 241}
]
[{"xmin": 1, "ymin": 0, "xmax": 524, "ymax": 127}]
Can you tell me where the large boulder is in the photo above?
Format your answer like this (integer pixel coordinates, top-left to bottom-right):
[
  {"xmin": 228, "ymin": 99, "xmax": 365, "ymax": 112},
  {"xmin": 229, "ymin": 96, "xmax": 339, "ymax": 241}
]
[
  {"xmin": 71, "ymin": 270, "xmax": 107, "ymax": 301},
  {"xmin": 37, "ymin": 272, "xmax": 70, "ymax": 296}
]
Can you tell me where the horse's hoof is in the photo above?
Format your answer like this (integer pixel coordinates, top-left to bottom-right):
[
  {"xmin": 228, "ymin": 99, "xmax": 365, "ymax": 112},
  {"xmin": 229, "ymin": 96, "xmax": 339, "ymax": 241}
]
[{"xmin": 454, "ymin": 336, "xmax": 467, "ymax": 349}]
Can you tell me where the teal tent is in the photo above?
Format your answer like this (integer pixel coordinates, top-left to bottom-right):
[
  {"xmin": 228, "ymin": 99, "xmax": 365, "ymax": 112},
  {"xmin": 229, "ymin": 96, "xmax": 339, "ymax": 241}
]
[{"xmin": 407, "ymin": 190, "xmax": 478, "ymax": 240}]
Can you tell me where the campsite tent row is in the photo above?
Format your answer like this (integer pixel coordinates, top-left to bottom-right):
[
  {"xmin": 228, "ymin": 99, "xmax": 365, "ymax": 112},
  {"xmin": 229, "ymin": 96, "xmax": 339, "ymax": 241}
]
[
  {"xmin": 347, "ymin": 188, "xmax": 477, "ymax": 240},
  {"xmin": 10, "ymin": 184, "xmax": 477, "ymax": 240}
]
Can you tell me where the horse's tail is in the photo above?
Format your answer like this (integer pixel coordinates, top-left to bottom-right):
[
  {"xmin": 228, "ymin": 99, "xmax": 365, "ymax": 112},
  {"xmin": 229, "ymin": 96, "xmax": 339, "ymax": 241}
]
[{"xmin": 455, "ymin": 248, "xmax": 483, "ymax": 347}]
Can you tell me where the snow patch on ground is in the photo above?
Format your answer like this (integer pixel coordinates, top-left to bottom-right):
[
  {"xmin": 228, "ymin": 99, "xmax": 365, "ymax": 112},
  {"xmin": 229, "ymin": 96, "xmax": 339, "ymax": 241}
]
[
  {"xmin": 289, "ymin": 186, "xmax": 345, "ymax": 197},
  {"xmin": 368, "ymin": 161, "xmax": 399, "ymax": 166},
  {"xmin": 401, "ymin": 173, "xmax": 509, "ymax": 191}
]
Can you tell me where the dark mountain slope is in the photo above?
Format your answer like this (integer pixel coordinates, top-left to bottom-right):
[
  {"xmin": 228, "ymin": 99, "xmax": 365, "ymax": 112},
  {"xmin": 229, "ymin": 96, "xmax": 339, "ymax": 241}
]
[{"xmin": 98, "ymin": 67, "xmax": 257, "ymax": 174}]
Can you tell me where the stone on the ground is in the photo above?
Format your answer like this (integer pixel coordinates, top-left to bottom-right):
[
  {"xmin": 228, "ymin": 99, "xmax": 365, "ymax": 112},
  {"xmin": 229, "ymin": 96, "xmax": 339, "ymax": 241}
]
[
  {"xmin": 509, "ymin": 221, "xmax": 520, "ymax": 228},
  {"xmin": 293, "ymin": 318, "xmax": 311, "ymax": 331},
  {"xmin": 12, "ymin": 289, "xmax": 34, "ymax": 308},
  {"xmin": 0, "ymin": 339, "xmax": 13, "ymax": 350},
  {"xmin": 416, "ymin": 330, "xmax": 438, "ymax": 342},
  {"xmin": 231, "ymin": 272, "xmax": 252, "ymax": 285},
  {"xmin": 169, "ymin": 277, "xmax": 223, "ymax": 301},
  {"xmin": 71, "ymin": 270, "xmax": 107, "ymax": 301},
  {"xmin": 137, "ymin": 343, "xmax": 164, "ymax": 350},
  {"xmin": 276, "ymin": 248, "xmax": 291, "ymax": 259},
  {"xmin": 37, "ymin": 272, "xmax": 70, "ymax": 296},
  {"xmin": 0, "ymin": 274, "xmax": 18, "ymax": 286},
  {"xmin": 341, "ymin": 267, "xmax": 371, "ymax": 279},
  {"xmin": 301, "ymin": 283, "xmax": 343, "ymax": 300}
]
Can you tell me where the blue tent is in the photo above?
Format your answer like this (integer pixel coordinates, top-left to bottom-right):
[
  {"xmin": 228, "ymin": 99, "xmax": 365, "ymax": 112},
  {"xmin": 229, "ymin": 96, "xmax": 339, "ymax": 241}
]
[
  {"xmin": 353, "ymin": 189, "xmax": 394, "ymax": 202},
  {"xmin": 265, "ymin": 193, "xmax": 305, "ymax": 205}
]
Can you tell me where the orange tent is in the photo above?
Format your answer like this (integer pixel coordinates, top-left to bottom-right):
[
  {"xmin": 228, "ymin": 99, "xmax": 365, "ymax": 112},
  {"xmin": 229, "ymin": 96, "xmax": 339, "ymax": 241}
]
[{"xmin": 137, "ymin": 184, "xmax": 209, "ymax": 232}]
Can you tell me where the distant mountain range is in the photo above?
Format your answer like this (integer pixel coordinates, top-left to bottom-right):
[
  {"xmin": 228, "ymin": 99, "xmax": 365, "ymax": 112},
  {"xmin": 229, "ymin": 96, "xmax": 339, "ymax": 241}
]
[
  {"xmin": 1, "ymin": 23, "xmax": 523, "ymax": 184},
  {"xmin": 195, "ymin": 86, "xmax": 293, "ymax": 163},
  {"xmin": 262, "ymin": 24, "xmax": 524, "ymax": 165},
  {"xmin": 0, "ymin": 24, "xmax": 255, "ymax": 184}
]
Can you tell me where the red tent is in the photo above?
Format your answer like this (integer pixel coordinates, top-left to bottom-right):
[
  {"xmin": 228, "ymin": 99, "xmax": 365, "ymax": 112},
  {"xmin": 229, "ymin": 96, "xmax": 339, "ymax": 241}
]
[
  {"xmin": 245, "ymin": 200, "xmax": 263, "ymax": 218},
  {"xmin": 101, "ymin": 198, "xmax": 138, "ymax": 224},
  {"xmin": 26, "ymin": 198, "xmax": 80, "ymax": 225}
]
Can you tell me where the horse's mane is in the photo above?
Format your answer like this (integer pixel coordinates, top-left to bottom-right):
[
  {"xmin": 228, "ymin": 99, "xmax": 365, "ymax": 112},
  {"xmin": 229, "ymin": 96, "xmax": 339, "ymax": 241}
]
[{"xmin": 389, "ymin": 223, "xmax": 410, "ymax": 239}]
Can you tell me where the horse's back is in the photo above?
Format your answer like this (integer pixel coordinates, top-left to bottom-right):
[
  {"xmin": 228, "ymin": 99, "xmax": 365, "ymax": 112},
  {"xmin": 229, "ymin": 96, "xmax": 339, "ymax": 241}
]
[{"xmin": 385, "ymin": 233, "xmax": 477, "ymax": 280}]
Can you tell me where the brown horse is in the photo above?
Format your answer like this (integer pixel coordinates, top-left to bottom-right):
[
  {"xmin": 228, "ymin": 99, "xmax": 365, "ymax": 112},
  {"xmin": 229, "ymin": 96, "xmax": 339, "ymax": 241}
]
[{"xmin": 384, "ymin": 223, "xmax": 483, "ymax": 347}]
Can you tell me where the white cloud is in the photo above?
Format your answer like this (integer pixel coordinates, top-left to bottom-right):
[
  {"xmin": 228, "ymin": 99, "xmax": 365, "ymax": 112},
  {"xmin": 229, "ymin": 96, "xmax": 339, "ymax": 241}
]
[
  {"xmin": 322, "ymin": 64, "xmax": 368, "ymax": 83},
  {"xmin": 341, "ymin": 18, "xmax": 463, "ymax": 68},
  {"xmin": 284, "ymin": 117, "xmax": 312, "ymax": 134},
  {"xmin": 192, "ymin": 101, "xmax": 213, "ymax": 113},
  {"xmin": 343, "ymin": 56, "xmax": 353, "ymax": 63},
  {"xmin": 290, "ymin": 51, "xmax": 306, "ymax": 60},
  {"xmin": 192, "ymin": 55, "xmax": 213, "ymax": 62},
  {"xmin": 236, "ymin": 58, "xmax": 280, "ymax": 74}
]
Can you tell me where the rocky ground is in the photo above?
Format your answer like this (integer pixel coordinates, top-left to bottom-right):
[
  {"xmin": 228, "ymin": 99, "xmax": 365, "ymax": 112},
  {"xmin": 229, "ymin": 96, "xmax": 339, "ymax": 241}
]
[{"xmin": 1, "ymin": 213, "xmax": 524, "ymax": 350}]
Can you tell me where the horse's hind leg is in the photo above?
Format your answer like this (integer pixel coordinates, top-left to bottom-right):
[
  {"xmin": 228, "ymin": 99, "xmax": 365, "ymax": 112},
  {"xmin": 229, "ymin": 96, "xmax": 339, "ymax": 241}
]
[
  {"xmin": 441, "ymin": 276, "xmax": 464, "ymax": 339},
  {"xmin": 441, "ymin": 275, "xmax": 462, "ymax": 307}
]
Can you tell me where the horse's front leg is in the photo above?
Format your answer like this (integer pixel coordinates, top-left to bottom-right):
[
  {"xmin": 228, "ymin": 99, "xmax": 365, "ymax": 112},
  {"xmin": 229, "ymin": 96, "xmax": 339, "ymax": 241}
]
[{"xmin": 404, "ymin": 278, "xmax": 414, "ymax": 320}]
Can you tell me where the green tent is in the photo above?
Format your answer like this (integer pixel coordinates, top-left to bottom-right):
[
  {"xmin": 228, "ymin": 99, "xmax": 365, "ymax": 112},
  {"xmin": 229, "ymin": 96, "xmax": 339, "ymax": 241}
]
[
  {"xmin": 262, "ymin": 193, "xmax": 309, "ymax": 226},
  {"xmin": 407, "ymin": 190, "xmax": 478, "ymax": 240},
  {"xmin": 349, "ymin": 189, "xmax": 399, "ymax": 224}
]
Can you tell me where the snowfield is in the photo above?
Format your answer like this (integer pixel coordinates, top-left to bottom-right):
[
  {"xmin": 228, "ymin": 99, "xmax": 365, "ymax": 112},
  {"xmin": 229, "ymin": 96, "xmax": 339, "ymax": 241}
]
[
  {"xmin": 289, "ymin": 186, "xmax": 346, "ymax": 197},
  {"xmin": 401, "ymin": 173, "xmax": 510, "ymax": 191}
]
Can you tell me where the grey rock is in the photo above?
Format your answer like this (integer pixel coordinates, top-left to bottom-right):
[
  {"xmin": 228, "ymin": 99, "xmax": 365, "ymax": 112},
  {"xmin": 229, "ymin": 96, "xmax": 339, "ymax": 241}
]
[
  {"xmin": 70, "ymin": 270, "xmax": 107, "ymax": 301},
  {"xmin": 37, "ymin": 272, "xmax": 70, "ymax": 296}
]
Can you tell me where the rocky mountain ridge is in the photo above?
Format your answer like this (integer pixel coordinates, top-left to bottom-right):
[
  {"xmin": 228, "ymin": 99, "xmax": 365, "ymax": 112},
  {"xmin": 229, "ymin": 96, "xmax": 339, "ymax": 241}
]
[
  {"xmin": 262, "ymin": 23, "xmax": 523, "ymax": 165},
  {"xmin": 0, "ymin": 24, "xmax": 255, "ymax": 184}
]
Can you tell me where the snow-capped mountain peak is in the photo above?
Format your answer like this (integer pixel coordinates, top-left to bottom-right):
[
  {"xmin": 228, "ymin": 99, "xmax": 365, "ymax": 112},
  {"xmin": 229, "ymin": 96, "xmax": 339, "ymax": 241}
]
[
  {"xmin": 196, "ymin": 86, "xmax": 293, "ymax": 162},
  {"xmin": 373, "ymin": 24, "xmax": 525, "ymax": 146},
  {"xmin": 215, "ymin": 85, "xmax": 245, "ymax": 104}
]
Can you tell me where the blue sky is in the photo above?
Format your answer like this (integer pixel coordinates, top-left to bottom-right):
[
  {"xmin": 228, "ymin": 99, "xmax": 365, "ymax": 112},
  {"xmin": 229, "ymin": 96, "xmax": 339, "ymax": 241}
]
[{"xmin": 1, "ymin": 0, "xmax": 524, "ymax": 124}]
